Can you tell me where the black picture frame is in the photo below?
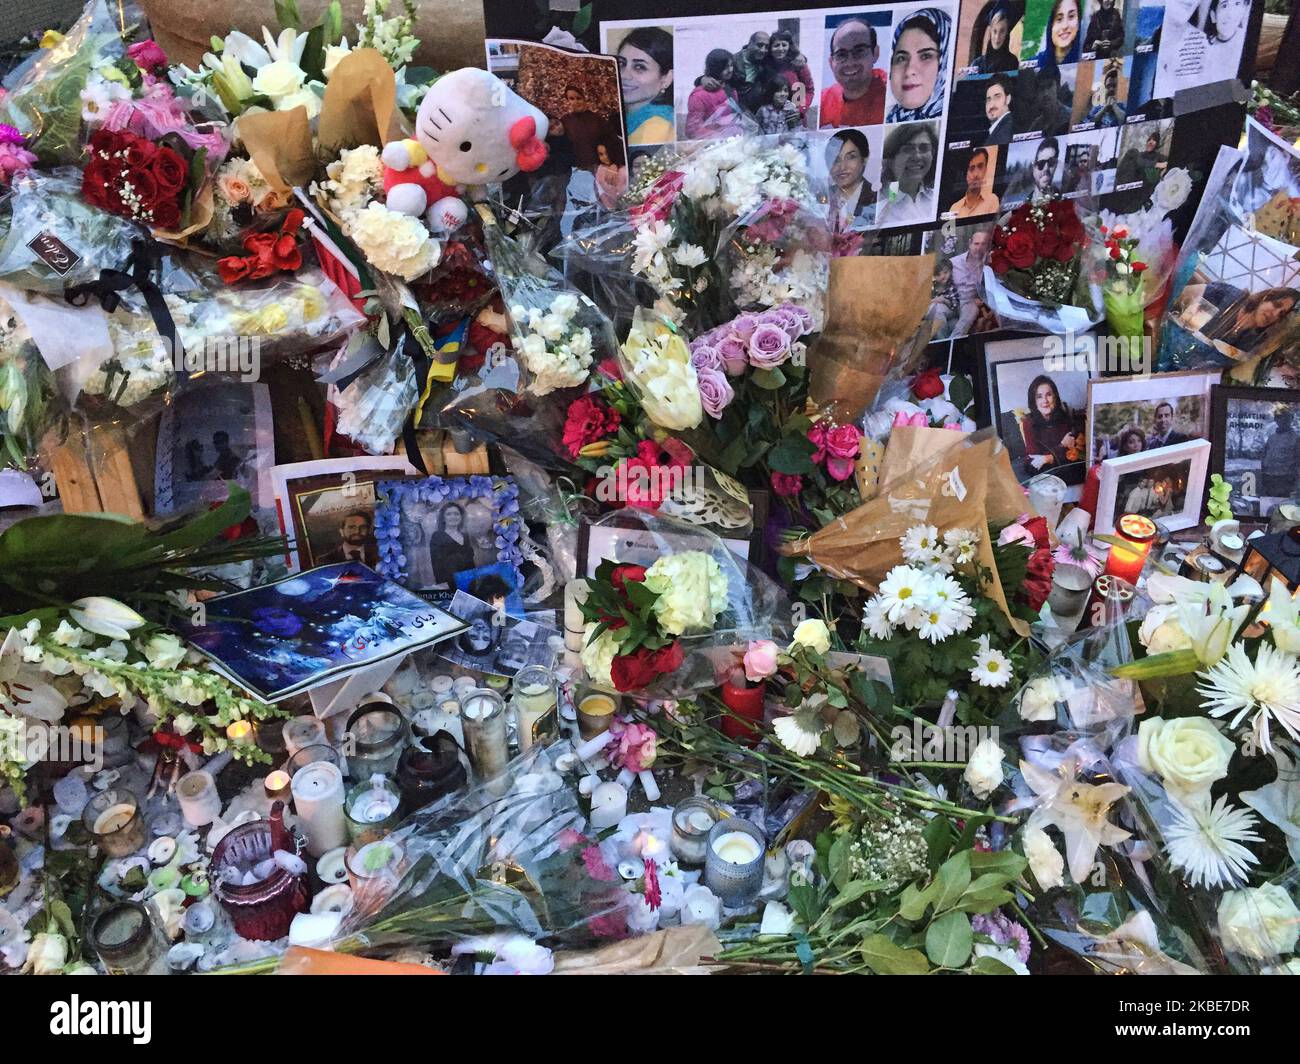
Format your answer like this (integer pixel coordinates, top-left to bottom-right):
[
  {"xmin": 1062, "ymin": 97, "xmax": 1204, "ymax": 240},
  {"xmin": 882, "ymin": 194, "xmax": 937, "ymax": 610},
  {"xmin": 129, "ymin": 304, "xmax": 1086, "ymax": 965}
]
[{"xmin": 1208, "ymin": 384, "xmax": 1300, "ymax": 521}]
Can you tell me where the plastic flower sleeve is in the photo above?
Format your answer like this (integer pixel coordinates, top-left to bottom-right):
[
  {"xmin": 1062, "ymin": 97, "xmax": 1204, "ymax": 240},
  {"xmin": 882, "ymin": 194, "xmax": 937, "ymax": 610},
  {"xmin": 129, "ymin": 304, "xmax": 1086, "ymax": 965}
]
[
  {"xmin": 576, "ymin": 508, "xmax": 792, "ymax": 698},
  {"xmin": 322, "ymin": 741, "xmax": 630, "ymax": 953}
]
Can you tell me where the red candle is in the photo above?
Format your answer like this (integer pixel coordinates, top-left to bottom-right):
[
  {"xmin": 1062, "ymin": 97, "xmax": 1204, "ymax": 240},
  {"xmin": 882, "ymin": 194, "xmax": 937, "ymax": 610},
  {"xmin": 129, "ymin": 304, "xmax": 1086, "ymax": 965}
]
[
  {"xmin": 719, "ymin": 677, "xmax": 766, "ymax": 743},
  {"xmin": 1104, "ymin": 513, "xmax": 1156, "ymax": 586}
]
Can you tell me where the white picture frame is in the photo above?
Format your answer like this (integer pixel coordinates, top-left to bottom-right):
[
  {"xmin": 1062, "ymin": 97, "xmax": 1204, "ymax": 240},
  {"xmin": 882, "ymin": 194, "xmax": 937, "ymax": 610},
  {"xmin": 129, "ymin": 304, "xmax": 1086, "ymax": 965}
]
[
  {"xmin": 1085, "ymin": 368, "xmax": 1220, "ymax": 466},
  {"xmin": 1095, "ymin": 438, "xmax": 1210, "ymax": 536}
]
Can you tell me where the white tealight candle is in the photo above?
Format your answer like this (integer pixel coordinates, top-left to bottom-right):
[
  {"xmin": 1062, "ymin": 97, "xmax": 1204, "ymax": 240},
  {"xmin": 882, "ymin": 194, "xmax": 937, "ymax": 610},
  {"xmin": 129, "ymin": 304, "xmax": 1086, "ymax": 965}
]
[
  {"xmin": 713, "ymin": 830, "xmax": 762, "ymax": 865},
  {"xmin": 589, "ymin": 782, "xmax": 627, "ymax": 830},
  {"xmin": 92, "ymin": 804, "xmax": 135, "ymax": 835}
]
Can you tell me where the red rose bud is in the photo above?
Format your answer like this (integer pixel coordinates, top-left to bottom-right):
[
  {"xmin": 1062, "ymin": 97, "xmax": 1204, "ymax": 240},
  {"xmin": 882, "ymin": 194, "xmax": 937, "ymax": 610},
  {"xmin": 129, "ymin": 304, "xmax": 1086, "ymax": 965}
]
[
  {"xmin": 1132, "ymin": 261, "xmax": 1148, "ymax": 273},
  {"xmin": 911, "ymin": 367, "xmax": 945, "ymax": 400}
]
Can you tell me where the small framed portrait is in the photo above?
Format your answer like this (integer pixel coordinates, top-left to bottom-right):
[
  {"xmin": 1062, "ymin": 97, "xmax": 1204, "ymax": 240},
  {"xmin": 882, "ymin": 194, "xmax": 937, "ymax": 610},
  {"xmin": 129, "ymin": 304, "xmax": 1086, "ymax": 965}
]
[
  {"xmin": 373, "ymin": 475, "xmax": 524, "ymax": 610},
  {"xmin": 1085, "ymin": 369, "xmax": 1219, "ymax": 465},
  {"xmin": 270, "ymin": 456, "xmax": 417, "ymax": 572},
  {"xmin": 1209, "ymin": 386, "xmax": 1300, "ymax": 519},
  {"xmin": 1096, "ymin": 437, "xmax": 1210, "ymax": 535},
  {"xmin": 979, "ymin": 333, "xmax": 1094, "ymax": 497},
  {"xmin": 155, "ymin": 383, "xmax": 273, "ymax": 516}
]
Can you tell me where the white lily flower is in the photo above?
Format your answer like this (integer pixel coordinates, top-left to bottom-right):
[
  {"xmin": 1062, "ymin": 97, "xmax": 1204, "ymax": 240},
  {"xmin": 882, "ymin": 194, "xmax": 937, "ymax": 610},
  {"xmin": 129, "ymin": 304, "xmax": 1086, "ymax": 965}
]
[
  {"xmin": 69, "ymin": 597, "xmax": 147, "ymax": 641},
  {"xmin": 0, "ymin": 628, "xmax": 67, "ymax": 723},
  {"xmin": 1175, "ymin": 583, "xmax": 1248, "ymax": 667},
  {"xmin": 1265, "ymin": 578, "xmax": 1300, "ymax": 654}
]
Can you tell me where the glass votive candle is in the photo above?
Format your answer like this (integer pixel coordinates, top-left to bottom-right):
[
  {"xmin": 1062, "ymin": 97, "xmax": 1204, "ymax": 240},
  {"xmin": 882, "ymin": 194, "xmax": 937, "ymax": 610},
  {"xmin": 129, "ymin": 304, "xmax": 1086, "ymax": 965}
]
[
  {"xmin": 346, "ymin": 703, "xmax": 408, "ymax": 778},
  {"xmin": 283, "ymin": 716, "xmax": 327, "ymax": 760},
  {"xmin": 704, "ymin": 818, "xmax": 765, "ymax": 907},
  {"xmin": 89, "ymin": 901, "xmax": 164, "ymax": 974},
  {"xmin": 1027, "ymin": 472, "xmax": 1067, "ymax": 532},
  {"xmin": 576, "ymin": 690, "xmax": 617, "ymax": 741},
  {"xmin": 286, "ymin": 743, "xmax": 343, "ymax": 778},
  {"xmin": 462, "ymin": 689, "xmax": 510, "ymax": 781},
  {"xmin": 83, "ymin": 788, "xmax": 147, "ymax": 857},
  {"xmin": 511, "ymin": 665, "xmax": 558, "ymax": 753},
  {"xmin": 343, "ymin": 775, "xmax": 403, "ymax": 846},
  {"xmin": 670, "ymin": 797, "xmax": 722, "ymax": 867}
]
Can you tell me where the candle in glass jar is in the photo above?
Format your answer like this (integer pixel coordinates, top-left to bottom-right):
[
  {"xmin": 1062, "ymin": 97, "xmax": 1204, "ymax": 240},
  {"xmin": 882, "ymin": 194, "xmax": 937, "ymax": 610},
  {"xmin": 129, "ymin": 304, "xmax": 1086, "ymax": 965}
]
[
  {"xmin": 1104, "ymin": 513, "xmax": 1157, "ymax": 585},
  {"xmin": 462, "ymin": 689, "xmax": 510, "ymax": 781},
  {"xmin": 713, "ymin": 831, "xmax": 762, "ymax": 864},
  {"xmin": 177, "ymin": 770, "xmax": 221, "ymax": 828},
  {"xmin": 282, "ymin": 717, "xmax": 326, "ymax": 760},
  {"xmin": 512, "ymin": 666, "xmax": 557, "ymax": 753},
  {"xmin": 290, "ymin": 761, "xmax": 348, "ymax": 858},
  {"xmin": 93, "ymin": 804, "xmax": 134, "ymax": 835},
  {"xmin": 577, "ymin": 693, "xmax": 616, "ymax": 740},
  {"xmin": 704, "ymin": 818, "xmax": 765, "ymax": 906},
  {"xmin": 563, "ymin": 580, "xmax": 590, "ymax": 653},
  {"xmin": 589, "ymin": 782, "xmax": 627, "ymax": 830}
]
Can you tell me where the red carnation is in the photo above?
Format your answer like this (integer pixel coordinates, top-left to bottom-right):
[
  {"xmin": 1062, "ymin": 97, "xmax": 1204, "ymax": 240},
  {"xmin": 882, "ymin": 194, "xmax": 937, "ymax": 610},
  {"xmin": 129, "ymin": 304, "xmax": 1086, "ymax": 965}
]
[
  {"xmin": 912, "ymin": 366, "xmax": 945, "ymax": 400},
  {"xmin": 1022, "ymin": 515, "xmax": 1051, "ymax": 550}
]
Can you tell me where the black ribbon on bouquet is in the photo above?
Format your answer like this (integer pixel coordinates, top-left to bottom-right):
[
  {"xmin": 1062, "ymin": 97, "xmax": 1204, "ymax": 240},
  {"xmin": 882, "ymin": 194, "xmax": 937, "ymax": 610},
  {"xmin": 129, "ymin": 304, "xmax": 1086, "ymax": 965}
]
[{"xmin": 64, "ymin": 239, "xmax": 184, "ymax": 379}]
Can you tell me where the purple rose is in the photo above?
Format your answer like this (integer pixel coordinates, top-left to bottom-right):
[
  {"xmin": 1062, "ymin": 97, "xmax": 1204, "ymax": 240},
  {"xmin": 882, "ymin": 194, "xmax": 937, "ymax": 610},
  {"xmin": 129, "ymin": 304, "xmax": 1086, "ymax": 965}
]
[
  {"xmin": 691, "ymin": 344, "xmax": 723, "ymax": 372},
  {"xmin": 759, "ymin": 306, "xmax": 804, "ymax": 340},
  {"xmin": 747, "ymin": 323, "xmax": 792, "ymax": 369},
  {"xmin": 697, "ymin": 367, "xmax": 735, "ymax": 418},
  {"xmin": 716, "ymin": 336, "xmax": 749, "ymax": 376},
  {"xmin": 730, "ymin": 313, "xmax": 760, "ymax": 341},
  {"xmin": 784, "ymin": 303, "xmax": 815, "ymax": 335}
]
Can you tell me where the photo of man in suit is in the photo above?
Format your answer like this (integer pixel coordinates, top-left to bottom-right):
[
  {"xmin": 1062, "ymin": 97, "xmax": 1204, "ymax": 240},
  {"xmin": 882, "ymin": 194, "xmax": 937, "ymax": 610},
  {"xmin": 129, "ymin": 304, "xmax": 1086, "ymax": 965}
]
[
  {"xmin": 984, "ymin": 73, "xmax": 1013, "ymax": 145},
  {"xmin": 1145, "ymin": 401, "xmax": 1189, "ymax": 449},
  {"xmin": 318, "ymin": 510, "xmax": 380, "ymax": 566}
]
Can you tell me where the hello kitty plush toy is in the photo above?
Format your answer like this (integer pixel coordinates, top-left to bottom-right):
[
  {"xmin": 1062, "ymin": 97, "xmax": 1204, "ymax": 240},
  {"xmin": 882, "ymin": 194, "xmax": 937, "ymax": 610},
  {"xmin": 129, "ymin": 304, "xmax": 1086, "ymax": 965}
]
[{"xmin": 382, "ymin": 68, "xmax": 549, "ymax": 234}]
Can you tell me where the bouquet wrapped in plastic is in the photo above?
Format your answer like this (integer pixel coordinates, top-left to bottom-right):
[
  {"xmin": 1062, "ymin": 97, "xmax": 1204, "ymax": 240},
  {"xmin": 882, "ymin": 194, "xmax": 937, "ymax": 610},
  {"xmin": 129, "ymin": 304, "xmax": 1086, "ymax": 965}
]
[{"xmin": 576, "ymin": 509, "xmax": 791, "ymax": 696}]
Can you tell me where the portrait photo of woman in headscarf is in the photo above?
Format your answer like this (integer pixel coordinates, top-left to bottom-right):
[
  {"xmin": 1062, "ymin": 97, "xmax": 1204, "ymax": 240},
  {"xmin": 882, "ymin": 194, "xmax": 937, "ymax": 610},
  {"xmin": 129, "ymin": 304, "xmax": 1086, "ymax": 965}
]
[{"xmin": 886, "ymin": 9, "xmax": 952, "ymax": 123}]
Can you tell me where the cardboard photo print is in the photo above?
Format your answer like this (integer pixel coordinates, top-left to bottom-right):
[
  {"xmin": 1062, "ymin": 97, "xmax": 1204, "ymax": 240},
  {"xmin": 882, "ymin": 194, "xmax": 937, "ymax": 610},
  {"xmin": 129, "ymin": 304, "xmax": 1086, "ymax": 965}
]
[
  {"xmin": 155, "ymin": 382, "xmax": 273, "ymax": 516},
  {"xmin": 1072, "ymin": 56, "xmax": 1129, "ymax": 127},
  {"xmin": 822, "ymin": 127, "xmax": 886, "ymax": 231},
  {"xmin": 271, "ymin": 457, "xmax": 416, "ymax": 572},
  {"xmin": 1003, "ymin": 134, "xmax": 1065, "ymax": 206},
  {"xmin": 1023, "ymin": 0, "xmax": 1085, "ymax": 65},
  {"xmin": 876, "ymin": 119, "xmax": 943, "ymax": 228},
  {"xmin": 1085, "ymin": 369, "xmax": 1219, "ymax": 463},
  {"xmin": 487, "ymin": 40, "xmax": 629, "ymax": 215},
  {"xmin": 1209, "ymin": 386, "xmax": 1300, "ymax": 518},
  {"xmin": 955, "ymin": 0, "xmax": 1025, "ymax": 76},
  {"xmin": 181, "ymin": 563, "xmax": 467, "ymax": 701},
  {"xmin": 882, "ymin": 5, "xmax": 956, "ymax": 125},
  {"xmin": 1152, "ymin": 0, "xmax": 1250, "ymax": 101},
  {"xmin": 923, "ymin": 221, "xmax": 1002, "ymax": 338},
  {"xmin": 1102, "ymin": 117, "xmax": 1171, "ymax": 213},
  {"xmin": 941, "ymin": 143, "xmax": 1001, "ymax": 218},
  {"xmin": 605, "ymin": 24, "xmax": 678, "ymax": 147},
  {"xmin": 437, "ymin": 590, "xmax": 559, "ymax": 678},
  {"xmin": 1012, "ymin": 62, "xmax": 1077, "ymax": 137},
  {"xmin": 1080, "ymin": 0, "xmax": 1129, "ymax": 58},
  {"xmin": 820, "ymin": 10, "xmax": 893, "ymax": 128},
  {"xmin": 1229, "ymin": 117, "xmax": 1300, "ymax": 222}
]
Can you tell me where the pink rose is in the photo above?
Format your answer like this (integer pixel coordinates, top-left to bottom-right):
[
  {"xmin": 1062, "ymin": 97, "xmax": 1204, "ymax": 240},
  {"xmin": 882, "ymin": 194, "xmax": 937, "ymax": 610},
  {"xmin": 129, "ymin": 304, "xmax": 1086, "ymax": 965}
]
[
  {"xmin": 690, "ymin": 344, "xmax": 723, "ymax": 372},
  {"xmin": 729, "ymin": 313, "xmax": 760, "ymax": 341},
  {"xmin": 997, "ymin": 523, "xmax": 1037, "ymax": 548},
  {"xmin": 742, "ymin": 639, "xmax": 779, "ymax": 682},
  {"xmin": 826, "ymin": 456, "xmax": 857, "ymax": 481},
  {"xmin": 759, "ymin": 306, "xmax": 804, "ymax": 340},
  {"xmin": 127, "ymin": 39, "xmax": 169, "ymax": 71},
  {"xmin": 771, "ymin": 471, "xmax": 803, "ymax": 497},
  {"xmin": 697, "ymin": 366, "xmax": 735, "ymax": 418},
  {"xmin": 610, "ymin": 720, "xmax": 657, "ymax": 772},
  {"xmin": 783, "ymin": 303, "xmax": 814, "ymax": 335},
  {"xmin": 716, "ymin": 336, "xmax": 748, "ymax": 376},
  {"xmin": 808, "ymin": 422, "xmax": 828, "ymax": 464},
  {"xmin": 825, "ymin": 424, "xmax": 861, "ymax": 461},
  {"xmin": 747, "ymin": 323, "xmax": 792, "ymax": 369}
]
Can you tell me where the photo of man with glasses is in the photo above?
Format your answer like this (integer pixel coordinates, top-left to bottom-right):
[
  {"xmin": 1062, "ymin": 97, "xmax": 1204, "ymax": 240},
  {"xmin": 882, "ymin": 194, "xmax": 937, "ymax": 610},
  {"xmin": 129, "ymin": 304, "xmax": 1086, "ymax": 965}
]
[
  {"xmin": 820, "ymin": 15, "xmax": 888, "ymax": 127},
  {"xmin": 1003, "ymin": 135, "xmax": 1060, "ymax": 206}
]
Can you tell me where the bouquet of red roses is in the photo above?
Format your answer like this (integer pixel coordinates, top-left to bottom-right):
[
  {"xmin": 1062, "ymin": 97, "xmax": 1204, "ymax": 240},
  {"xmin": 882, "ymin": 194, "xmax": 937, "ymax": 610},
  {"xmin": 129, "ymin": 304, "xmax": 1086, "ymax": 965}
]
[
  {"xmin": 990, "ymin": 198, "xmax": 1088, "ymax": 306},
  {"xmin": 81, "ymin": 128, "xmax": 199, "ymax": 230}
]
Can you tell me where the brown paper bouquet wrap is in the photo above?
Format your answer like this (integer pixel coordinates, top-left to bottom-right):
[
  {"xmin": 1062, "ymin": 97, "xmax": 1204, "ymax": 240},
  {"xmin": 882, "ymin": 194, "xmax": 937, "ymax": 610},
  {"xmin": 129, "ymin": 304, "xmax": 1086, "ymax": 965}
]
[
  {"xmin": 807, "ymin": 254, "xmax": 936, "ymax": 422},
  {"xmin": 782, "ymin": 428, "xmax": 1033, "ymax": 636}
]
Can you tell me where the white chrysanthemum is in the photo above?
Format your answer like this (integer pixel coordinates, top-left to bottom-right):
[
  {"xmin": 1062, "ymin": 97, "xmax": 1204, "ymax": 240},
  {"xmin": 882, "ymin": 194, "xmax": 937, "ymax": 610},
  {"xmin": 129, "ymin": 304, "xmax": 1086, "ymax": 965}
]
[
  {"xmin": 773, "ymin": 712, "xmax": 824, "ymax": 757},
  {"xmin": 346, "ymin": 202, "xmax": 440, "ymax": 280},
  {"xmin": 943, "ymin": 528, "xmax": 979, "ymax": 566},
  {"xmin": 1196, "ymin": 643, "xmax": 1300, "ymax": 754},
  {"xmin": 672, "ymin": 243, "xmax": 708, "ymax": 268},
  {"xmin": 863, "ymin": 597, "xmax": 893, "ymax": 641},
  {"xmin": 1165, "ymin": 795, "xmax": 1261, "ymax": 890},
  {"xmin": 643, "ymin": 552, "xmax": 728, "ymax": 635},
  {"xmin": 877, "ymin": 565, "xmax": 933, "ymax": 625},
  {"xmin": 925, "ymin": 574, "xmax": 975, "ymax": 633},
  {"xmin": 915, "ymin": 601, "xmax": 962, "ymax": 644},
  {"xmin": 900, "ymin": 525, "xmax": 940, "ymax": 565},
  {"xmin": 970, "ymin": 635, "xmax": 1013, "ymax": 688},
  {"xmin": 550, "ymin": 293, "xmax": 580, "ymax": 320},
  {"xmin": 632, "ymin": 220, "xmax": 674, "ymax": 275}
]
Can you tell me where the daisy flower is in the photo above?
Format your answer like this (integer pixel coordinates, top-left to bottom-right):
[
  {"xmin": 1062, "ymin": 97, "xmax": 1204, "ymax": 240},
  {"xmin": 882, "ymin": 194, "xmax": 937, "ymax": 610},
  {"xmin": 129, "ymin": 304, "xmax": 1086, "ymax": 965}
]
[
  {"xmin": 970, "ymin": 635, "xmax": 1013, "ymax": 688},
  {"xmin": 927, "ymin": 574, "xmax": 976, "ymax": 632},
  {"xmin": 1165, "ymin": 795, "xmax": 1261, "ymax": 890},
  {"xmin": 877, "ymin": 565, "xmax": 932, "ymax": 625},
  {"xmin": 899, "ymin": 524, "xmax": 940, "ymax": 565},
  {"xmin": 943, "ymin": 528, "xmax": 979, "ymax": 566},
  {"xmin": 863, "ymin": 596, "xmax": 894, "ymax": 641},
  {"xmin": 1196, "ymin": 643, "xmax": 1300, "ymax": 754},
  {"xmin": 773, "ymin": 712, "xmax": 825, "ymax": 757},
  {"xmin": 916, "ymin": 601, "xmax": 962, "ymax": 644}
]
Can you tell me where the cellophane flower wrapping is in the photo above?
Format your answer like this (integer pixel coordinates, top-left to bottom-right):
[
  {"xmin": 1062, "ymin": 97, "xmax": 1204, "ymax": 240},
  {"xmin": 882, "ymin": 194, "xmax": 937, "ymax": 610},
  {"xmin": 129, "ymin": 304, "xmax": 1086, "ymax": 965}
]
[
  {"xmin": 577, "ymin": 508, "xmax": 792, "ymax": 697},
  {"xmin": 328, "ymin": 741, "xmax": 631, "ymax": 953}
]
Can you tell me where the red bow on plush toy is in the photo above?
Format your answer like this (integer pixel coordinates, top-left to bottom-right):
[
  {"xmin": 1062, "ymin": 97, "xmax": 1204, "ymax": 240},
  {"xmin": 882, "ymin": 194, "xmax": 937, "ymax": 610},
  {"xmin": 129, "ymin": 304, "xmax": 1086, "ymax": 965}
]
[
  {"xmin": 509, "ymin": 117, "xmax": 548, "ymax": 173},
  {"xmin": 217, "ymin": 209, "xmax": 305, "ymax": 284}
]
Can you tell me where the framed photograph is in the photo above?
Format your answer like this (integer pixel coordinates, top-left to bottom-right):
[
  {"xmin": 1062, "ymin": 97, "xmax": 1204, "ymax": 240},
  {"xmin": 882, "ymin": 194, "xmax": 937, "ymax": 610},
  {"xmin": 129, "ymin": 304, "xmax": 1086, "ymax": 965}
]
[
  {"xmin": 979, "ymin": 333, "xmax": 1094, "ymax": 498},
  {"xmin": 437, "ymin": 590, "xmax": 560, "ymax": 678},
  {"xmin": 1096, "ymin": 438, "xmax": 1210, "ymax": 535},
  {"xmin": 373, "ymin": 475, "xmax": 524, "ymax": 610},
  {"xmin": 180, "ymin": 563, "xmax": 467, "ymax": 701},
  {"xmin": 1085, "ymin": 369, "xmax": 1219, "ymax": 465},
  {"xmin": 155, "ymin": 383, "xmax": 273, "ymax": 516},
  {"xmin": 271, "ymin": 457, "xmax": 416, "ymax": 572},
  {"xmin": 1209, "ymin": 386, "xmax": 1300, "ymax": 519}
]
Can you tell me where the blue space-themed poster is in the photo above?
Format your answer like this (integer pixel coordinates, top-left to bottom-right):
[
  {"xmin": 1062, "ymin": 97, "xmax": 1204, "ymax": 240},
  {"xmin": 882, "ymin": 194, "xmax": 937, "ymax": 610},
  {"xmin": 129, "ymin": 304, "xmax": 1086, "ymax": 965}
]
[{"xmin": 180, "ymin": 563, "xmax": 468, "ymax": 700}]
